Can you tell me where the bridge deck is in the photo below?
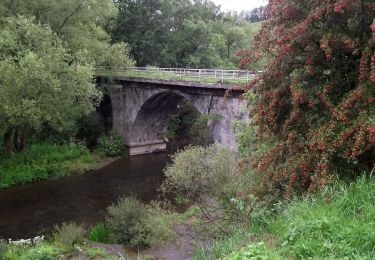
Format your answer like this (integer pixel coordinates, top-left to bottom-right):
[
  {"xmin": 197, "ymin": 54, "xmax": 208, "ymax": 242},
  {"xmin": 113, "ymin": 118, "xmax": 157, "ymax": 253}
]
[{"xmin": 95, "ymin": 67, "xmax": 258, "ymax": 85}]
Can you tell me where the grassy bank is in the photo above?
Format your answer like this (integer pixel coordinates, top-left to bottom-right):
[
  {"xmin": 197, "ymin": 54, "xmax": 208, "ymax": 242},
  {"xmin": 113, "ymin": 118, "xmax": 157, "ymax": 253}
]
[
  {"xmin": 200, "ymin": 176, "xmax": 375, "ymax": 259},
  {"xmin": 0, "ymin": 143, "xmax": 98, "ymax": 189}
]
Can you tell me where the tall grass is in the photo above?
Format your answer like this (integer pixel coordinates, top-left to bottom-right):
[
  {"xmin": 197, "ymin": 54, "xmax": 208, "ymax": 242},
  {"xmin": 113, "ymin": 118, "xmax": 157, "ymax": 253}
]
[
  {"xmin": 203, "ymin": 176, "xmax": 375, "ymax": 259},
  {"xmin": 88, "ymin": 223, "xmax": 110, "ymax": 243},
  {"xmin": 0, "ymin": 143, "xmax": 97, "ymax": 189}
]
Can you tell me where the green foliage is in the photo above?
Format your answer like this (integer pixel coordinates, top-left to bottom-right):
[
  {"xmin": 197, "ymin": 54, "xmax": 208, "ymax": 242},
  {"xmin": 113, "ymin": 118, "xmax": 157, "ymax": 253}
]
[
  {"xmin": 97, "ymin": 131, "xmax": 128, "ymax": 158},
  {"xmin": 162, "ymin": 145, "xmax": 238, "ymax": 202},
  {"xmin": 112, "ymin": 0, "xmax": 262, "ymax": 69},
  {"xmin": 0, "ymin": 16, "xmax": 101, "ymax": 133},
  {"xmin": 0, "ymin": 2, "xmax": 133, "ymax": 154},
  {"xmin": 106, "ymin": 197, "xmax": 175, "ymax": 248},
  {"xmin": 273, "ymin": 176, "xmax": 375, "ymax": 259},
  {"xmin": 4, "ymin": 243, "xmax": 64, "ymax": 260},
  {"xmin": 0, "ymin": 143, "xmax": 97, "ymax": 189},
  {"xmin": 88, "ymin": 223, "xmax": 110, "ymax": 243},
  {"xmin": 224, "ymin": 242, "xmax": 276, "ymax": 260},
  {"xmin": 162, "ymin": 145, "xmax": 250, "ymax": 234},
  {"xmin": 166, "ymin": 102, "xmax": 216, "ymax": 152},
  {"xmin": 3, "ymin": 242, "xmax": 115, "ymax": 260},
  {"xmin": 239, "ymin": 0, "xmax": 375, "ymax": 195},
  {"xmin": 75, "ymin": 111, "xmax": 107, "ymax": 149},
  {"xmin": 204, "ymin": 176, "xmax": 375, "ymax": 259},
  {"xmin": 53, "ymin": 222, "xmax": 85, "ymax": 250},
  {"xmin": 0, "ymin": 240, "xmax": 7, "ymax": 259},
  {"xmin": 0, "ymin": 0, "xmax": 134, "ymax": 67}
]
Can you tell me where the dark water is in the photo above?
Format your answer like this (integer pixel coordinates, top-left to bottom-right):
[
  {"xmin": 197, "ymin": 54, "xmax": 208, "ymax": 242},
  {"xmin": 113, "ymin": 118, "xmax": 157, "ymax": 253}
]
[{"xmin": 0, "ymin": 153, "xmax": 167, "ymax": 240}]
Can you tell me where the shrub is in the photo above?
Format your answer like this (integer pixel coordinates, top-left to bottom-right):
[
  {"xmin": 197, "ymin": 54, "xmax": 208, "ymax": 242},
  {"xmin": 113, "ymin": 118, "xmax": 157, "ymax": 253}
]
[
  {"xmin": 106, "ymin": 197, "xmax": 174, "ymax": 248},
  {"xmin": 106, "ymin": 197, "xmax": 147, "ymax": 246},
  {"xmin": 161, "ymin": 145, "xmax": 251, "ymax": 233},
  {"xmin": 238, "ymin": 0, "xmax": 375, "ymax": 196},
  {"xmin": 162, "ymin": 145, "xmax": 238, "ymax": 202},
  {"xmin": 53, "ymin": 222, "xmax": 85, "ymax": 250},
  {"xmin": 88, "ymin": 223, "xmax": 110, "ymax": 243},
  {"xmin": 97, "ymin": 131, "xmax": 128, "ymax": 158}
]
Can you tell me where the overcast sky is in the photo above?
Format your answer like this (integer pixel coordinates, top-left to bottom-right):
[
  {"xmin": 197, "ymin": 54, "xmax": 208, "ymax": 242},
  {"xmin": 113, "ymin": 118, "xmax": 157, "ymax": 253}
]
[{"xmin": 212, "ymin": 0, "xmax": 267, "ymax": 12}]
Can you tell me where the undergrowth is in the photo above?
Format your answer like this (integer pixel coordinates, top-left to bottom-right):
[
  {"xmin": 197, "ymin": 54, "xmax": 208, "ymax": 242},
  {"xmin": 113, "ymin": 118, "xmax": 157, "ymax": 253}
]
[
  {"xmin": 0, "ymin": 143, "xmax": 97, "ymax": 189},
  {"xmin": 199, "ymin": 176, "xmax": 375, "ymax": 259}
]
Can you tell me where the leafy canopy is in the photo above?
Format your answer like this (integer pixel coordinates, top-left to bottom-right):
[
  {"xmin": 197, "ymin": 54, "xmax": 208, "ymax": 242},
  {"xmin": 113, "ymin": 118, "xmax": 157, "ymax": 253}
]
[{"xmin": 0, "ymin": 16, "xmax": 101, "ymax": 133}]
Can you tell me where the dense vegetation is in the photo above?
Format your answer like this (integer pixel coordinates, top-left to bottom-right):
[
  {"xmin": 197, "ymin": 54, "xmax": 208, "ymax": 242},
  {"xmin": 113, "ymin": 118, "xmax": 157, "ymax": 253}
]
[
  {"xmin": 112, "ymin": 0, "xmax": 263, "ymax": 69},
  {"xmin": 0, "ymin": 0, "xmax": 132, "ymax": 187},
  {"xmin": 238, "ymin": 0, "xmax": 375, "ymax": 196},
  {"xmin": 0, "ymin": 143, "xmax": 97, "ymax": 189},
  {"xmin": 201, "ymin": 176, "xmax": 375, "ymax": 259}
]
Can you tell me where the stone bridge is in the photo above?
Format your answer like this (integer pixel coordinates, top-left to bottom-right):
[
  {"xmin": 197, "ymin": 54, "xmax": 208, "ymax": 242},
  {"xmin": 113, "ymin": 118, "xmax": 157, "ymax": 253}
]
[{"xmin": 97, "ymin": 77, "xmax": 248, "ymax": 155}]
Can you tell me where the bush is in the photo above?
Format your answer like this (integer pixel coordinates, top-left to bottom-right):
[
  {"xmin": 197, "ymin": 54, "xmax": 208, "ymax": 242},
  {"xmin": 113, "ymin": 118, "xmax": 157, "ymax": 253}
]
[
  {"xmin": 106, "ymin": 197, "xmax": 174, "ymax": 248},
  {"xmin": 97, "ymin": 131, "xmax": 128, "ymax": 158},
  {"xmin": 53, "ymin": 222, "xmax": 85, "ymax": 250},
  {"xmin": 161, "ymin": 145, "xmax": 251, "ymax": 234},
  {"xmin": 239, "ymin": 0, "xmax": 375, "ymax": 195},
  {"xmin": 88, "ymin": 223, "xmax": 110, "ymax": 243},
  {"xmin": 162, "ymin": 145, "xmax": 238, "ymax": 201}
]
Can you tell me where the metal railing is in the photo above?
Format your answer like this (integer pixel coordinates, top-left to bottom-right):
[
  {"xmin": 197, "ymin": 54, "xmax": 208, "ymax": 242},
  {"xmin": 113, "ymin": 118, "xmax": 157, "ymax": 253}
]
[{"xmin": 95, "ymin": 66, "xmax": 259, "ymax": 84}]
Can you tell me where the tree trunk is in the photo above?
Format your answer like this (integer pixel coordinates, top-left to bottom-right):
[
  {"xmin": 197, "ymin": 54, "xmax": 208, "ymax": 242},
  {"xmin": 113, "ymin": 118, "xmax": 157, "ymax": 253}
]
[
  {"xmin": 3, "ymin": 128, "xmax": 14, "ymax": 156},
  {"xmin": 19, "ymin": 126, "xmax": 30, "ymax": 152}
]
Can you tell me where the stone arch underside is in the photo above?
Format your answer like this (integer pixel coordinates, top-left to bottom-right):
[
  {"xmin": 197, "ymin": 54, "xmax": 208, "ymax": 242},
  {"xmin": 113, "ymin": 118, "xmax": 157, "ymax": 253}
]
[
  {"xmin": 107, "ymin": 82, "xmax": 249, "ymax": 156},
  {"xmin": 129, "ymin": 91, "xmax": 202, "ymax": 155}
]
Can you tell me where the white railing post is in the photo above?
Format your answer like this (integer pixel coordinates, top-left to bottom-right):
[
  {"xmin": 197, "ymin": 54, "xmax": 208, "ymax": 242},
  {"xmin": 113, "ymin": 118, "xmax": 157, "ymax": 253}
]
[
  {"xmin": 199, "ymin": 69, "xmax": 201, "ymax": 81},
  {"xmin": 221, "ymin": 70, "xmax": 224, "ymax": 83}
]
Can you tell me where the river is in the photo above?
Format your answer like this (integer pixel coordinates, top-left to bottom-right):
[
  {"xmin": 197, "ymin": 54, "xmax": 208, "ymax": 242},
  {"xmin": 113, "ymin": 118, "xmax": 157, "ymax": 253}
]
[{"xmin": 0, "ymin": 153, "xmax": 167, "ymax": 240}]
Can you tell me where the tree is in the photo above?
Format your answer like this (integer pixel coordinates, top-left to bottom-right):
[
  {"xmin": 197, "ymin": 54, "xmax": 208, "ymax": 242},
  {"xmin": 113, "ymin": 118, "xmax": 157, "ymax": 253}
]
[
  {"xmin": 0, "ymin": 17, "xmax": 101, "ymax": 155},
  {"xmin": 112, "ymin": 0, "xmax": 259, "ymax": 69},
  {"xmin": 0, "ymin": 0, "xmax": 133, "ymax": 67},
  {"xmin": 239, "ymin": 1, "xmax": 375, "ymax": 195}
]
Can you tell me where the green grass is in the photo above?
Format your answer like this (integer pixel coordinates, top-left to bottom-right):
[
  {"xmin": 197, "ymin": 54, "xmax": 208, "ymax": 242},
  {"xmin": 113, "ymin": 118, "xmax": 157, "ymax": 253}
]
[
  {"xmin": 2, "ymin": 222, "xmax": 116, "ymax": 259},
  {"xmin": 2, "ymin": 242, "xmax": 116, "ymax": 260},
  {"xmin": 88, "ymin": 223, "xmax": 111, "ymax": 243},
  {"xmin": 0, "ymin": 143, "xmax": 97, "ymax": 189},
  {"xmin": 200, "ymin": 176, "xmax": 375, "ymax": 259}
]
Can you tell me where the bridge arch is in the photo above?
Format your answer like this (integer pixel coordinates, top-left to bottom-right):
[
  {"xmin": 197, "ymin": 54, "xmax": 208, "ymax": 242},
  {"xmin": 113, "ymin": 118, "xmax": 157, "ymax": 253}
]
[{"xmin": 129, "ymin": 90, "xmax": 206, "ymax": 155}]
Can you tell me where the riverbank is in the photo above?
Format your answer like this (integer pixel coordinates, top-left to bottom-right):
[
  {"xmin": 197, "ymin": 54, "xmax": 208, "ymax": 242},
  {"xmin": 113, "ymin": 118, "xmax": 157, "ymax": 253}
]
[{"xmin": 0, "ymin": 143, "xmax": 112, "ymax": 189}]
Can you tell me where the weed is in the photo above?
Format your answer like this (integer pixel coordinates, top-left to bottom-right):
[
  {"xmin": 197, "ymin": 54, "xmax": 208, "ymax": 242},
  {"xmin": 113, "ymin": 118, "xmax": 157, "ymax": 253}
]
[
  {"xmin": 88, "ymin": 223, "xmax": 110, "ymax": 243},
  {"xmin": 53, "ymin": 222, "xmax": 85, "ymax": 250}
]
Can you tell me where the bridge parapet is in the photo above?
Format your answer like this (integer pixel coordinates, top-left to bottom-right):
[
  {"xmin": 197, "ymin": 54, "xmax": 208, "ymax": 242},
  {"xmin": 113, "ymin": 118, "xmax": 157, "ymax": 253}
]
[{"xmin": 96, "ymin": 66, "xmax": 259, "ymax": 85}]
